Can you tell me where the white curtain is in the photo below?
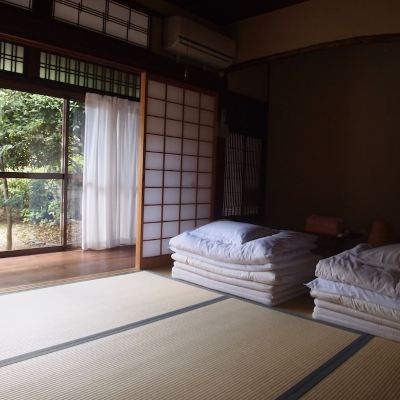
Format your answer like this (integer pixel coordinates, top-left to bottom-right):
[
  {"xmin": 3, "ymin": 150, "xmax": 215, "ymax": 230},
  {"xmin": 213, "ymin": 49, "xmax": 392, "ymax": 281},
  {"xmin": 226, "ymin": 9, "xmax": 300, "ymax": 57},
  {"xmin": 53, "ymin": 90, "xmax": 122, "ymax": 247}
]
[{"xmin": 82, "ymin": 93, "xmax": 140, "ymax": 250}]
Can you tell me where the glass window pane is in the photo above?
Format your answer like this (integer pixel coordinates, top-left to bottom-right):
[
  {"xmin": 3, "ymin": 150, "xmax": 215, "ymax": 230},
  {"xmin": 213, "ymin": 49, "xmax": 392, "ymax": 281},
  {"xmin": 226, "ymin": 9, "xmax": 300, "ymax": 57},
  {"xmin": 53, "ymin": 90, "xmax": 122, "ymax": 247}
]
[
  {"xmin": 0, "ymin": 89, "xmax": 63, "ymax": 173},
  {"xmin": 0, "ymin": 178, "xmax": 61, "ymax": 251},
  {"xmin": 67, "ymin": 100, "xmax": 85, "ymax": 247}
]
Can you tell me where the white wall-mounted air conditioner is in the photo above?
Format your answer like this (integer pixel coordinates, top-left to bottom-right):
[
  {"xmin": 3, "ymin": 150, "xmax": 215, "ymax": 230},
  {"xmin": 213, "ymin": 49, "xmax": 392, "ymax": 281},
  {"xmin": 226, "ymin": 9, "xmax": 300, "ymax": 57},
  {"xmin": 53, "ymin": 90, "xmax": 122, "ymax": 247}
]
[{"xmin": 165, "ymin": 16, "xmax": 236, "ymax": 69}]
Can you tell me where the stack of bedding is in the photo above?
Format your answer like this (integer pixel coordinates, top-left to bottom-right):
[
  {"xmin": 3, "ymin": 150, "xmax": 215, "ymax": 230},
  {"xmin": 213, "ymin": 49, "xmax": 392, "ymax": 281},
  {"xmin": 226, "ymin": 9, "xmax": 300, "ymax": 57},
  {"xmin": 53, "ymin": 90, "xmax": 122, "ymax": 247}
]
[
  {"xmin": 170, "ymin": 220, "xmax": 320, "ymax": 306},
  {"xmin": 307, "ymin": 243, "xmax": 400, "ymax": 341}
]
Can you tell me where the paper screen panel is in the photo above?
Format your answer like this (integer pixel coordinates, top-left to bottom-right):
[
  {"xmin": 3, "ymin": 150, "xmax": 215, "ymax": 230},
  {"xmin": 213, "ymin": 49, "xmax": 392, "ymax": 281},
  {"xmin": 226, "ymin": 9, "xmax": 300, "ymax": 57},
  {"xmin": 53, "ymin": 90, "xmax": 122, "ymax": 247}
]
[
  {"xmin": 183, "ymin": 123, "xmax": 198, "ymax": 139},
  {"xmin": 165, "ymin": 136, "xmax": 181, "ymax": 153},
  {"xmin": 146, "ymin": 134, "xmax": 164, "ymax": 152},
  {"xmin": 143, "ymin": 222, "xmax": 162, "ymax": 240},
  {"xmin": 164, "ymin": 171, "xmax": 180, "ymax": 187},
  {"xmin": 145, "ymin": 170, "xmax": 163, "ymax": 187},
  {"xmin": 165, "ymin": 119, "xmax": 182, "ymax": 137},
  {"xmin": 161, "ymin": 239, "xmax": 172, "ymax": 255},
  {"xmin": 148, "ymin": 80, "xmax": 166, "ymax": 99},
  {"xmin": 142, "ymin": 240, "xmax": 161, "ymax": 257},
  {"xmin": 182, "ymin": 156, "xmax": 197, "ymax": 171},
  {"xmin": 143, "ymin": 205, "xmax": 162, "ymax": 223},
  {"xmin": 139, "ymin": 78, "xmax": 216, "ymax": 262},
  {"xmin": 145, "ymin": 152, "xmax": 163, "ymax": 170},
  {"xmin": 199, "ymin": 125, "xmax": 213, "ymax": 141},
  {"xmin": 180, "ymin": 219, "xmax": 196, "ymax": 231},
  {"xmin": 164, "ymin": 154, "xmax": 181, "ymax": 170},
  {"xmin": 147, "ymin": 98, "xmax": 165, "ymax": 118},
  {"xmin": 166, "ymin": 102, "xmax": 183, "ymax": 120},
  {"xmin": 167, "ymin": 85, "xmax": 183, "ymax": 103},
  {"xmin": 181, "ymin": 188, "xmax": 196, "ymax": 204},
  {"xmin": 162, "ymin": 221, "xmax": 179, "ymax": 238},
  {"xmin": 146, "ymin": 116, "xmax": 164, "ymax": 135},
  {"xmin": 181, "ymin": 172, "xmax": 197, "ymax": 188},
  {"xmin": 163, "ymin": 205, "xmax": 179, "ymax": 221}
]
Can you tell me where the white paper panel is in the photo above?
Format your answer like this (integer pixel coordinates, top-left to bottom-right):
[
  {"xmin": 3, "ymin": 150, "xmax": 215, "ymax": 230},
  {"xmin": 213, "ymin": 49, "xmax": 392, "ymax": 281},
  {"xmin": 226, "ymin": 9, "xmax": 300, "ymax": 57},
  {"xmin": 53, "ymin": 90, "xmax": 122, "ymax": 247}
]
[
  {"xmin": 201, "ymin": 94, "xmax": 215, "ymax": 111},
  {"xmin": 147, "ymin": 98, "xmax": 165, "ymax": 117},
  {"xmin": 83, "ymin": 0, "xmax": 105, "ymax": 12},
  {"xmin": 144, "ymin": 188, "xmax": 162, "ymax": 205},
  {"xmin": 131, "ymin": 10, "xmax": 148, "ymax": 29},
  {"xmin": 198, "ymin": 173, "xmax": 212, "ymax": 187},
  {"xmin": 165, "ymin": 136, "xmax": 182, "ymax": 154},
  {"xmin": 180, "ymin": 219, "xmax": 196, "ymax": 232},
  {"xmin": 166, "ymin": 102, "xmax": 183, "ymax": 120},
  {"xmin": 105, "ymin": 21, "xmax": 126, "ymax": 39},
  {"xmin": 143, "ymin": 205, "xmax": 162, "ymax": 223},
  {"xmin": 197, "ymin": 188, "xmax": 212, "ymax": 203},
  {"xmin": 200, "ymin": 110, "xmax": 214, "ymax": 126},
  {"xmin": 163, "ymin": 205, "xmax": 180, "ymax": 220},
  {"xmin": 199, "ymin": 125, "xmax": 213, "ymax": 142},
  {"xmin": 142, "ymin": 240, "xmax": 161, "ymax": 257},
  {"xmin": 161, "ymin": 239, "xmax": 172, "ymax": 255},
  {"xmin": 183, "ymin": 123, "xmax": 198, "ymax": 139},
  {"xmin": 164, "ymin": 154, "xmax": 181, "ymax": 170},
  {"xmin": 167, "ymin": 85, "xmax": 183, "ymax": 103},
  {"xmin": 6, "ymin": 0, "xmax": 31, "ymax": 8},
  {"xmin": 181, "ymin": 204, "xmax": 196, "ymax": 220},
  {"xmin": 196, "ymin": 219, "xmax": 210, "ymax": 227},
  {"xmin": 162, "ymin": 221, "xmax": 179, "ymax": 238},
  {"xmin": 198, "ymin": 157, "xmax": 212, "ymax": 172},
  {"xmin": 181, "ymin": 172, "xmax": 197, "ymax": 187},
  {"xmin": 128, "ymin": 30, "xmax": 148, "ymax": 47},
  {"xmin": 109, "ymin": 2, "xmax": 130, "ymax": 21},
  {"xmin": 80, "ymin": 12, "xmax": 103, "ymax": 32},
  {"xmin": 145, "ymin": 170, "xmax": 163, "ymax": 187},
  {"xmin": 145, "ymin": 152, "xmax": 163, "ymax": 170},
  {"xmin": 199, "ymin": 141, "xmax": 213, "ymax": 157},
  {"xmin": 181, "ymin": 188, "xmax": 196, "ymax": 203},
  {"xmin": 163, "ymin": 188, "xmax": 180, "ymax": 204},
  {"xmin": 165, "ymin": 119, "xmax": 182, "ymax": 137},
  {"xmin": 146, "ymin": 134, "xmax": 164, "ymax": 152},
  {"xmin": 146, "ymin": 116, "xmax": 164, "ymax": 135},
  {"xmin": 143, "ymin": 222, "xmax": 161, "ymax": 240},
  {"xmin": 183, "ymin": 139, "xmax": 198, "ymax": 156},
  {"xmin": 197, "ymin": 204, "xmax": 211, "ymax": 219},
  {"xmin": 148, "ymin": 80, "xmax": 166, "ymax": 99},
  {"xmin": 184, "ymin": 106, "xmax": 199, "ymax": 123},
  {"xmin": 164, "ymin": 171, "xmax": 180, "ymax": 187},
  {"xmin": 185, "ymin": 90, "xmax": 200, "ymax": 107},
  {"xmin": 182, "ymin": 156, "xmax": 197, "ymax": 172},
  {"xmin": 54, "ymin": 3, "xmax": 79, "ymax": 23}
]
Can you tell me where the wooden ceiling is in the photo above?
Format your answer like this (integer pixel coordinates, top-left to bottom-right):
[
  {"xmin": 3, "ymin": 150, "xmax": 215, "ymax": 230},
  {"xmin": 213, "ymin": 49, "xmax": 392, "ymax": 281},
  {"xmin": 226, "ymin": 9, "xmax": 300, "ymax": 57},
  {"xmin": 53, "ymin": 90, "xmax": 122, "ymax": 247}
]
[{"xmin": 164, "ymin": 0, "xmax": 309, "ymax": 25}]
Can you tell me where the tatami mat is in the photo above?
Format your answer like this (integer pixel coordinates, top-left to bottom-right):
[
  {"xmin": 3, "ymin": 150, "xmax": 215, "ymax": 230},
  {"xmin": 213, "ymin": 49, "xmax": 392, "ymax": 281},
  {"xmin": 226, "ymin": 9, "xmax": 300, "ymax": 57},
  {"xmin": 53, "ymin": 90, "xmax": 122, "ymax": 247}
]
[
  {"xmin": 0, "ymin": 298, "xmax": 359, "ymax": 400},
  {"xmin": 302, "ymin": 337, "xmax": 400, "ymax": 400},
  {"xmin": 0, "ymin": 271, "xmax": 220, "ymax": 361}
]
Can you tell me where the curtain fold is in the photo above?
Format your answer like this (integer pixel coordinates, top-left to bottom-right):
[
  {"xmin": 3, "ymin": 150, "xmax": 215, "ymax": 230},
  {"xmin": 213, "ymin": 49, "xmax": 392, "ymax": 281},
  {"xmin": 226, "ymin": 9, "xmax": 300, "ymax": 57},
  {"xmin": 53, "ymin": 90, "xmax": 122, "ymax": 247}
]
[{"xmin": 82, "ymin": 93, "xmax": 139, "ymax": 250}]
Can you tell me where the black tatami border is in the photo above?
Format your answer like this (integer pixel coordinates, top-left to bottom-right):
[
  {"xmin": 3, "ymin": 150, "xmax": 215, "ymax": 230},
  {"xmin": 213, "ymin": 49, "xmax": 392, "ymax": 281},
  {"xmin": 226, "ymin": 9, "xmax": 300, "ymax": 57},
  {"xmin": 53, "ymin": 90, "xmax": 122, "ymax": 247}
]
[
  {"xmin": 276, "ymin": 333, "xmax": 373, "ymax": 400},
  {"xmin": 0, "ymin": 294, "xmax": 229, "ymax": 368}
]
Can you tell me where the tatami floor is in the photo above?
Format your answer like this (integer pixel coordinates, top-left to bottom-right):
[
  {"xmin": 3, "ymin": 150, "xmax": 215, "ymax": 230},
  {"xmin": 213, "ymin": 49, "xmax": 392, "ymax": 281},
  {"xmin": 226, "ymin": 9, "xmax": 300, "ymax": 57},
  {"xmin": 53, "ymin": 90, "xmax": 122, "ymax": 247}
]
[{"xmin": 0, "ymin": 248, "xmax": 315, "ymax": 317}]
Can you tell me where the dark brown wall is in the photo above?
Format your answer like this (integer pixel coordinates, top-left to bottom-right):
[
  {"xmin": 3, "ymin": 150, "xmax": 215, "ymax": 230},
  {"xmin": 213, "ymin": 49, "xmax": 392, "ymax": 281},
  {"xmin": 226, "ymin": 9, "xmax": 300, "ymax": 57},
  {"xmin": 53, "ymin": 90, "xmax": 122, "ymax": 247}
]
[{"xmin": 266, "ymin": 41, "xmax": 400, "ymax": 239}]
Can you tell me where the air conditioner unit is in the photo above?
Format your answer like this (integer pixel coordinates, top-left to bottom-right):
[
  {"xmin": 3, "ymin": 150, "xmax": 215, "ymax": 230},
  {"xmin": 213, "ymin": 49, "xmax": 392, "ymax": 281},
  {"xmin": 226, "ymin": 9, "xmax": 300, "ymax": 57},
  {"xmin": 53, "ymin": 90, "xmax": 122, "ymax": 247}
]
[{"xmin": 165, "ymin": 16, "xmax": 236, "ymax": 69}]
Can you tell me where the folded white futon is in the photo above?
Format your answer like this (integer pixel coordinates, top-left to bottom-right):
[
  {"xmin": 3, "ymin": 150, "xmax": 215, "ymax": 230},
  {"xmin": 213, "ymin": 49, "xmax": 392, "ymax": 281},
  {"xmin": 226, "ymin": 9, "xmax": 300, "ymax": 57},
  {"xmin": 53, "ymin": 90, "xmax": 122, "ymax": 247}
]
[
  {"xmin": 170, "ymin": 220, "xmax": 320, "ymax": 306},
  {"xmin": 308, "ymin": 243, "xmax": 400, "ymax": 341}
]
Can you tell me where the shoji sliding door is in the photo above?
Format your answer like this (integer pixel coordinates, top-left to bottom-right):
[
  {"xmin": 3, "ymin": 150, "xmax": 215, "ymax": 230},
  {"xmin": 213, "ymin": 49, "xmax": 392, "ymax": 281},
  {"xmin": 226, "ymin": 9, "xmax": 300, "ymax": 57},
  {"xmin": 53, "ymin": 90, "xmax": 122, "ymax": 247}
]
[{"xmin": 136, "ymin": 74, "xmax": 217, "ymax": 268}]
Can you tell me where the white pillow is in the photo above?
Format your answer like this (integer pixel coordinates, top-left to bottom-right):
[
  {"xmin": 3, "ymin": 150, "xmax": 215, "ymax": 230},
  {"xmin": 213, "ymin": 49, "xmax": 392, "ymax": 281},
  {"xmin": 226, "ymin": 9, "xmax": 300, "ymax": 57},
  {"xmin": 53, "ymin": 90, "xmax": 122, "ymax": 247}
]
[
  {"xmin": 358, "ymin": 244, "xmax": 400, "ymax": 269},
  {"xmin": 192, "ymin": 220, "xmax": 273, "ymax": 245}
]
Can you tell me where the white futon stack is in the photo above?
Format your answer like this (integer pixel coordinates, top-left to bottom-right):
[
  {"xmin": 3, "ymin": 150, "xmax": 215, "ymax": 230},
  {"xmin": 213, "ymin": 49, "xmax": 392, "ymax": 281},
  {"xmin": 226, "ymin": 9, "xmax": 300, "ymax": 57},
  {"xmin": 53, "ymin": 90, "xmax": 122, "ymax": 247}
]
[
  {"xmin": 307, "ymin": 243, "xmax": 400, "ymax": 341},
  {"xmin": 170, "ymin": 220, "xmax": 320, "ymax": 306}
]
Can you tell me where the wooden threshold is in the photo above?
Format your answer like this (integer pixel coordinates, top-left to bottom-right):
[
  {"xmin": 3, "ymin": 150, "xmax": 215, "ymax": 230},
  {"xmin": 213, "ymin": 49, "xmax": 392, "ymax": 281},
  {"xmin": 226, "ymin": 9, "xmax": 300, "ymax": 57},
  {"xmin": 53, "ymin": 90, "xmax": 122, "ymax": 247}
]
[{"xmin": 0, "ymin": 246, "xmax": 136, "ymax": 294}]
